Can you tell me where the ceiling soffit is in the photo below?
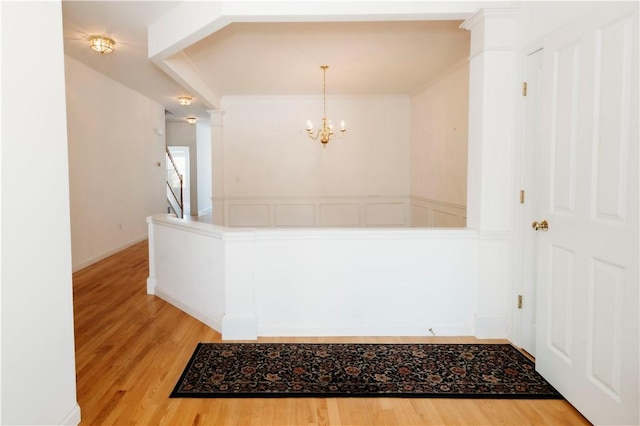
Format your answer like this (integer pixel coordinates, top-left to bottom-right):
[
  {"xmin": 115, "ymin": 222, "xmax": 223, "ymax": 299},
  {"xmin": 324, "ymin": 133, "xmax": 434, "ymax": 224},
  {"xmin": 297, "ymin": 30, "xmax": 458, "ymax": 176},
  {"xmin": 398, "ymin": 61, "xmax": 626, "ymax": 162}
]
[{"xmin": 148, "ymin": 2, "xmax": 475, "ymax": 111}]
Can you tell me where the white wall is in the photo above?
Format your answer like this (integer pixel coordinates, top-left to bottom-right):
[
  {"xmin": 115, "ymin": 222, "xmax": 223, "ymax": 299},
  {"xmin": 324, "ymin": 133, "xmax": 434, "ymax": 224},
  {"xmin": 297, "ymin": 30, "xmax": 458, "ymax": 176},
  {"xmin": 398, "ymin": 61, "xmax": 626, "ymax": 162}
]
[
  {"xmin": 1, "ymin": 2, "xmax": 80, "ymax": 424},
  {"xmin": 65, "ymin": 57, "xmax": 166, "ymax": 271},
  {"xmin": 410, "ymin": 62, "xmax": 469, "ymax": 227},
  {"xmin": 220, "ymin": 95, "xmax": 411, "ymax": 226},
  {"xmin": 196, "ymin": 122, "xmax": 212, "ymax": 215},
  {"xmin": 148, "ymin": 215, "xmax": 477, "ymax": 340}
]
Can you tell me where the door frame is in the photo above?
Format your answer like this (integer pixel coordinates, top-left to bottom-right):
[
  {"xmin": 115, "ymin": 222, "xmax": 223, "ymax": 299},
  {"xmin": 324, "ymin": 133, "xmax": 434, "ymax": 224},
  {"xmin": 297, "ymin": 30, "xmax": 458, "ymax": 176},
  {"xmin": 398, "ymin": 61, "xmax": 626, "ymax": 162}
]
[{"xmin": 511, "ymin": 42, "xmax": 544, "ymax": 353}]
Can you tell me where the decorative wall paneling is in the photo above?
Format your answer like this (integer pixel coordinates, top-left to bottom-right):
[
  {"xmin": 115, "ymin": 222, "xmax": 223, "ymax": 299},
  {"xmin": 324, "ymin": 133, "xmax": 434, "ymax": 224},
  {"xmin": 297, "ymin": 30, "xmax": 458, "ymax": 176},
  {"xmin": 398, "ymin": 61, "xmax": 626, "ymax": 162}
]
[
  {"xmin": 224, "ymin": 196, "xmax": 411, "ymax": 227},
  {"xmin": 410, "ymin": 196, "xmax": 467, "ymax": 227}
]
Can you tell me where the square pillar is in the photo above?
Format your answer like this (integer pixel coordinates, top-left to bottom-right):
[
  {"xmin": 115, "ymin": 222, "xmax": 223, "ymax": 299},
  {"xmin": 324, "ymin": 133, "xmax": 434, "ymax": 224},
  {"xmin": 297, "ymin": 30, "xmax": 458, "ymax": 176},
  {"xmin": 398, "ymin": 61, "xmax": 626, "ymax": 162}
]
[
  {"xmin": 208, "ymin": 109, "xmax": 226, "ymax": 226},
  {"xmin": 462, "ymin": 8, "xmax": 519, "ymax": 338}
]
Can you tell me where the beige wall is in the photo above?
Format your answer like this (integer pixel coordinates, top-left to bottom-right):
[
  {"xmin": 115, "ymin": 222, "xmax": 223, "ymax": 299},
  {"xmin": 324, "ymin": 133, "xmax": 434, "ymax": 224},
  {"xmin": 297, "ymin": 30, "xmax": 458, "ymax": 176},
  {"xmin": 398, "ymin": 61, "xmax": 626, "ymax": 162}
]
[
  {"xmin": 65, "ymin": 56, "xmax": 166, "ymax": 270},
  {"xmin": 219, "ymin": 95, "xmax": 413, "ymax": 227},
  {"xmin": 410, "ymin": 62, "xmax": 469, "ymax": 227},
  {"xmin": 218, "ymin": 75, "xmax": 469, "ymax": 228},
  {"xmin": 222, "ymin": 95, "xmax": 411, "ymax": 198}
]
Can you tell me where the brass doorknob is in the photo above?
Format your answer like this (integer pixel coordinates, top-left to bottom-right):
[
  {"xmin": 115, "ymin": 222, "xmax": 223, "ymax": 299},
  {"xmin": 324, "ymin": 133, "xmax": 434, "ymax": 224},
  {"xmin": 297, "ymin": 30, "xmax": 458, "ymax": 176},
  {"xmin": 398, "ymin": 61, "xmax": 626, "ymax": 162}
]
[{"xmin": 532, "ymin": 220, "xmax": 549, "ymax": 231}]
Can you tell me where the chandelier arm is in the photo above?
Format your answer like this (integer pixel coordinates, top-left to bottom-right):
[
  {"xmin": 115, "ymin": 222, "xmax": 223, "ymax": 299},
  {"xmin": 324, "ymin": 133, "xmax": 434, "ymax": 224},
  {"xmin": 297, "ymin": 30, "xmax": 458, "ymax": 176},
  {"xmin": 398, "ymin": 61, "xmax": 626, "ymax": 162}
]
[{"xmin": 306, "ymin": 129, "xmax": 321, "ymax": 141}]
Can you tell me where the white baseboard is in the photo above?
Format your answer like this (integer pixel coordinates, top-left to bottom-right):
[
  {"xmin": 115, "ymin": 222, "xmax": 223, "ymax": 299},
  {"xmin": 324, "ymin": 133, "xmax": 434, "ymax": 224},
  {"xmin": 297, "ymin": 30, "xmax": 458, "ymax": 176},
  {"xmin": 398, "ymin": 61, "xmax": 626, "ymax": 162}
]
[
  {"xmin": 146, "ymin": 277, "xmax": 157, "ymax": 295},
  {"xmin": 474, "ymin": 314, "xmax": 508, "ymax": 339},
  {"xmin": 258, "ymin": 325, "xmax": 474, "ymax": 337},
  {"xmin": 72, "ymin": 235, "xmax": 148, "ymax": 272},
  {"xmin": 58, "ymin": 403, "xmax": 81, "ymax": 426},
  {"xmin": 198, "ymin": 206, "xmax": 213, "ymax": 216},
  {"xmin": 155, "ymin": 288, "xmax": 222, "ymax": 334},
  {"xmin": 222, "ymin": 315, "xmax": 259, "ymax": 340}
]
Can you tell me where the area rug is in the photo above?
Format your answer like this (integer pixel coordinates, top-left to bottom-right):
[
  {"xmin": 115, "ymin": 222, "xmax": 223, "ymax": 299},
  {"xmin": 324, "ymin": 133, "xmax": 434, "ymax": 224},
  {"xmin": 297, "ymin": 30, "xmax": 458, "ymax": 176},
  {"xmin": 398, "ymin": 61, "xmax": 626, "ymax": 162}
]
[{"xmin": 170, "ymin": 343, "xmax": 562, "ymax": 399}]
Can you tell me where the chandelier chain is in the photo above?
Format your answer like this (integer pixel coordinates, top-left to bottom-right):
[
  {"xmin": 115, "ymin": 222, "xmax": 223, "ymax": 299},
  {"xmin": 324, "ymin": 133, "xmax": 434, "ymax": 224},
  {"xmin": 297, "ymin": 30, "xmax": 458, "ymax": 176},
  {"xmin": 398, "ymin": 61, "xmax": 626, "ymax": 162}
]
[{"xmin": 322, "ymin": 65, "xmax": 328, "ymax": 118}]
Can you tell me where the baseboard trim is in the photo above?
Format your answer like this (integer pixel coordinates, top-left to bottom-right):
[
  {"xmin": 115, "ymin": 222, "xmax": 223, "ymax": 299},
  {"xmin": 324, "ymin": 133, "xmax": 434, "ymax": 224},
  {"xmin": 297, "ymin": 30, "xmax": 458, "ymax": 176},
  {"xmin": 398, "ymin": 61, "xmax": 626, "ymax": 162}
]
[
  {"xmin": 474, "ymin": 314, "xmax": 508, "ymax": 339},
  {"xmin": 155, "ymin": 288, "xmax": 223, "ymax": 334},
  {"xmin": 258, "ymin": 325, "xmax": 473, "ymax": 337},
  {"xmin": 58, "ymin": 402, "xmax": 81, "ymax": 425},
  {"xmin": 72, "ymin": 235, "xmax": 148, "ymax": 272}
]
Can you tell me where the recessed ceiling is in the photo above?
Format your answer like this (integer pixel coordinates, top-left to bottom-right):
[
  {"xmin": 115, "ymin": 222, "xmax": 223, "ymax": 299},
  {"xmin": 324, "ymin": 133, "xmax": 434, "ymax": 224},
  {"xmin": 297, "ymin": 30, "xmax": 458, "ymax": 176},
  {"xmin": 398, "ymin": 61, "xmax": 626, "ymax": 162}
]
[
  {"xmin": 62, "ymin": 1, "xmax": 470, "ymax": 121},
  {"xmin": 184, "ymin": 21, "xmax": 469, "ymax": 96}
]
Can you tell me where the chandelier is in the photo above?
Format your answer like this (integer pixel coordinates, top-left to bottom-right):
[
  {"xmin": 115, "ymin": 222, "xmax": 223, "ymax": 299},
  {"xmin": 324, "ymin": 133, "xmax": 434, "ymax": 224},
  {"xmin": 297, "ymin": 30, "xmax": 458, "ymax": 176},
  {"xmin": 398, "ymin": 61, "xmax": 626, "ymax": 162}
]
[{"xmin": 305, "ymin": 65, "xmax": 346, "ymax": 146}]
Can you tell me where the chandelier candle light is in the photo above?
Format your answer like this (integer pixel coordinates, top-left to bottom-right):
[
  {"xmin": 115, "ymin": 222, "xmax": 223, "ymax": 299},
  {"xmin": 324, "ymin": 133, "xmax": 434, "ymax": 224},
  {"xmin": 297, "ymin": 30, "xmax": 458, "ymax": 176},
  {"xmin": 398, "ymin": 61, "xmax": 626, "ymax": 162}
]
[{"xmin": 305, "ymin": 65, "xmax": 346, "ymax": 146}]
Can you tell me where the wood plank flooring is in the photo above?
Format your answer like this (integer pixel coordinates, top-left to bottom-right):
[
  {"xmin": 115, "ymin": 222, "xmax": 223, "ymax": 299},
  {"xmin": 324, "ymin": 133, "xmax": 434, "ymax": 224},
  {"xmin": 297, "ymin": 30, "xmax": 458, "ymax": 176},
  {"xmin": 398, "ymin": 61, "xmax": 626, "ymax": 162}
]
[{"xmin": 73, "ymin": 240, "xmax": 589, "ymax": 425}]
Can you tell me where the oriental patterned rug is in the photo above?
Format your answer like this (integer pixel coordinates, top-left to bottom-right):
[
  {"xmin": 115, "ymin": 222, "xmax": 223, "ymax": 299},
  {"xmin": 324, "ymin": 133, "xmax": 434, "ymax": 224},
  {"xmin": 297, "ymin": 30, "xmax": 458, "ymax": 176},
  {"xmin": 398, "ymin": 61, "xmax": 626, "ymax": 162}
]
[{"xmin": 170, "ymin": 343, "xmax": 562, "ymax": 399}]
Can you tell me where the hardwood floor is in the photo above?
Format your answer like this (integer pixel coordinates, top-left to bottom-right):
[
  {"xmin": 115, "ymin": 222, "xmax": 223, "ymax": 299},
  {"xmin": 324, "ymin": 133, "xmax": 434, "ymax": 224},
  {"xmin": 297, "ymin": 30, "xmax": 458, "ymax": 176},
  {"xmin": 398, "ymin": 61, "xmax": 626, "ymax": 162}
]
[{"xmin": 73, "ymin": 240, "xmax": 589, "ymax": 425}]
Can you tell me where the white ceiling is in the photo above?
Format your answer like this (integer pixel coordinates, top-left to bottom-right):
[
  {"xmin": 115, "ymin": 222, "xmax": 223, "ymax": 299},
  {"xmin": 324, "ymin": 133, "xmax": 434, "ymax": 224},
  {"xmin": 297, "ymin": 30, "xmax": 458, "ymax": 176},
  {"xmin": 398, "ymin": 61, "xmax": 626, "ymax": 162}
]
[{"xmin": 62, "ymin": 1, "xmax": 470, "ymax": 122}]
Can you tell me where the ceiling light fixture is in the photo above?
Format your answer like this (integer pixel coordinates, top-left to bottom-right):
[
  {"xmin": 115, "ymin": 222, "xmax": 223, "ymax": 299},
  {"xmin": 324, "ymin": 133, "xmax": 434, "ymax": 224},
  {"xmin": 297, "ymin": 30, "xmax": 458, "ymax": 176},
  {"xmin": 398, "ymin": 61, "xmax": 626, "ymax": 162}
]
[
  {"xmin": 89, "ymin": 35, "xmax": 115, "ymax": 54},
  {"xmin": 305, "ymin": 65, "xmax": 346, "ymax": 147},
  {"xmin": 178, "ymin": 96, "xmax": 192, "ymax": 106},
  {"xmin": 186, "ymin": 117, "xmax": 196, "ymax": 124}
]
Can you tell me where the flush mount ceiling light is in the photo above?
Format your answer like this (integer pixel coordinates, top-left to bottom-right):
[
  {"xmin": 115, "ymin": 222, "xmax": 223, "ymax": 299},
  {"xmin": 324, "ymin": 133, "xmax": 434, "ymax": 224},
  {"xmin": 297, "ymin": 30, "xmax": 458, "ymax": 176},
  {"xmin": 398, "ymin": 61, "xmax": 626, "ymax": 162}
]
[
  {"xmin": 305, "ymin": 65, "xmax": 346, "ymax": 147},
  {"xmin": 186, "ymin": 117, "xmax": 196, "ymax": 124},
  {"xmin": 178, "ymin": 96, "xmax": 192, "ymax": 106},
  {"xmin": 89, "ymin": 35, "xmax": 115, "ymax": 54}
]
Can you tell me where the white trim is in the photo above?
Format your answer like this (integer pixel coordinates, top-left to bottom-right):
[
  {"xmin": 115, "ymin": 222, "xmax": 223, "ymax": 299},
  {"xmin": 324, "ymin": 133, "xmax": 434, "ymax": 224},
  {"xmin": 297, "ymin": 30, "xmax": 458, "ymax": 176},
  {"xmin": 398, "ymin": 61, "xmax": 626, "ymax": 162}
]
[
  {"xmin": 155, "ymin": 288, "xmax": 223, "ymax": 333},
  {"xmin": 258, "ymin": 326, "xmax": 473, "ymax": 337},
  {"xmin": 72, "ymin": 235, "xmax": 148, "ymax": 272},
  {"xmin": 474, "ymin": 314, "xmax": 508, "ymax": 339},
  {"xmin": 197, "ymin": 206, "xmax": 212, "ymax": 216},
  {"xmin": 221, "ymin": 315, "xmax": 259, "ymax": 340},
  {"xmin": 146, "ymin": 276, "xmax": 157, "ymax": 295},
  {"xmin": 58, "ymin": 403, "xmax": 81, "ymax": 426}
]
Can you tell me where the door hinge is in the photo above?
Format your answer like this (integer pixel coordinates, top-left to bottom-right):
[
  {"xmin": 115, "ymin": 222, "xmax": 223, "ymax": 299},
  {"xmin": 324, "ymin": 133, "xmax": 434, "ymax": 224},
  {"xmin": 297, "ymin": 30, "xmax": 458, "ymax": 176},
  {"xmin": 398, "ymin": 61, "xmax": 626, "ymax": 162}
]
[
  {"xmin": 520, "ymin": 189, "xmax": 525, "ymax": 204},
  {"xmin": 517, "ymin": 295, "xmax": 523, "ymax": 309},
  {"xmin": 522, "ymin": 82, "xmax": 528, "ymax": 96}
]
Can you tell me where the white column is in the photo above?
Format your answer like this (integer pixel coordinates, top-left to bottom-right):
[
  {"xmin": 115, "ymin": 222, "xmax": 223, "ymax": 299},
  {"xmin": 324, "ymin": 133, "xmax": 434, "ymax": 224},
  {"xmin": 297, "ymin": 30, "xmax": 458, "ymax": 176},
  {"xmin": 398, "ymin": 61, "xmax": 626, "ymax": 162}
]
[
  {"xmin": 208, "ymin": 110, "xmax": 225, "ymax": 226},
  {"xmin": 462, "ymin": 8, "xmax": 518, "ymax": 232},
  {"xmin": 462, "ymin": 8, "xmax": 519, "ymax": 338}
]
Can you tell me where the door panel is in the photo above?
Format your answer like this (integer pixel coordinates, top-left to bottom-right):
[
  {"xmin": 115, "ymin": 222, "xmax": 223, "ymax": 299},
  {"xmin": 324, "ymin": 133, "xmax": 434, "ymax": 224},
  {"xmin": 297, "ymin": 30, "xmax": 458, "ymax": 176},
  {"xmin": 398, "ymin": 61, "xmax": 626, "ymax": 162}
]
[
  {"xmin": 588, "ymin": 258, "xmax": 625, "ymax": 399},
  {"xmin": 592, "ymin": 15, "xmax": 633, "ymax": 222},
  {"xmin": 550, "ymin": 40, "xmax": 580, "ymax": 215},
  {"xmin": 548, "ymin": 244, "xmax": 574, "ymax": 362},
  {"xmin": 535, "ymin": 4, "xmax": 638, "ymax": 425}
]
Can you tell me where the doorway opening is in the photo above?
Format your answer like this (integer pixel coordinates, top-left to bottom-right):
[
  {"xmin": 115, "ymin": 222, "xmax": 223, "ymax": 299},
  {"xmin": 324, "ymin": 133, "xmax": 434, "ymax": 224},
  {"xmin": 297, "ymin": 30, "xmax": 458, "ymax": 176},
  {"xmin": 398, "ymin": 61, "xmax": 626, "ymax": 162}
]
[{"xmin": 168, "ymin": 146, "xmax": 191, "ymax": 217}]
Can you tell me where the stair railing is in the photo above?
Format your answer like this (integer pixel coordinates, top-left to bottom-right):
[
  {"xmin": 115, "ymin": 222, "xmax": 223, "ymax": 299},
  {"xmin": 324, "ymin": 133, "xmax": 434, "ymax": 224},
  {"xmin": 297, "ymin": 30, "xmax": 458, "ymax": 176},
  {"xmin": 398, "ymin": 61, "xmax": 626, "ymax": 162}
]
[{"xmin": 166, "ymin": 146, "xmax": 184, "ymax": 219}]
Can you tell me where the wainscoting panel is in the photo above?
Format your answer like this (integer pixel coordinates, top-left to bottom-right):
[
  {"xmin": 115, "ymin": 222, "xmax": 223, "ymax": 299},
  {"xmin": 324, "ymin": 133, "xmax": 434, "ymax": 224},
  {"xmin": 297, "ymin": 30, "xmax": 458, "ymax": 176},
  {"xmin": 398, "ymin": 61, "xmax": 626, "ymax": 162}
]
[
  {"xmin": 228, "ymin": 204, "xmax": 270, "ymax": 227},
  {"xmin": 365, "ymin": 203, "xmax": 407, "ymax": 226},
  {"xmin": 319, "ymin": 203, "xmax": 360, "ymax": 227},
  {"xmin": 225, "ymin": 196, "xmax": 411, "ymax": 228},
  {"xmin": 224, "ymin": 196, "xmax": 466, "ymax": 228},
  {"xmin": 410, "ymin": 196, "xmax": 467, "ymax": 227},
  {"xmin": 274, "ymin": 204, "xmax": 315, "ymax": 227},
  {"xmin": 433, "ymin": 209, "xmax": 461, "ymax": 227}
]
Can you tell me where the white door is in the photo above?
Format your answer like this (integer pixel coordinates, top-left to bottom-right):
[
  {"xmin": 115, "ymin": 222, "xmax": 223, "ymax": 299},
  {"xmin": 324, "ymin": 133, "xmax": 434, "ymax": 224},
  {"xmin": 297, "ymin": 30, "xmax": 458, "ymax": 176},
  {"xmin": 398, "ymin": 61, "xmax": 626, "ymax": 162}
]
[
  {"xmin": 520, "ymin": 47, "xmax": 543, "ymax": 357},
  {"xmin": 535, "ymin": 4, "xmax": 638, "ymax": 425}
]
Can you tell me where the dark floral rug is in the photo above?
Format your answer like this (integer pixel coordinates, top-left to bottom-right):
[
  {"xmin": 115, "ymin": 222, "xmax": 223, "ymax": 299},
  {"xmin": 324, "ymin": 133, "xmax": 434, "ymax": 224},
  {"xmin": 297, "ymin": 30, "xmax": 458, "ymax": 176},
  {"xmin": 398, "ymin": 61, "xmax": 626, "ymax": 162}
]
[{"xmin": 170, "ymin": 343, "xmax": 562, "ymax": 399}]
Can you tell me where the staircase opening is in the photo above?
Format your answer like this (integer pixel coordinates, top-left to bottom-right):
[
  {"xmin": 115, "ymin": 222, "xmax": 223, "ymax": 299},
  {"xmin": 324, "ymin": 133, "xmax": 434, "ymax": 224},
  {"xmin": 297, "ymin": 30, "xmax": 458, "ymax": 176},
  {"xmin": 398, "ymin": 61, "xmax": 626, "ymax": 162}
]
[{"xmin": 166, "ymin": 146, "xmax": 190, "ymax": 218}]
